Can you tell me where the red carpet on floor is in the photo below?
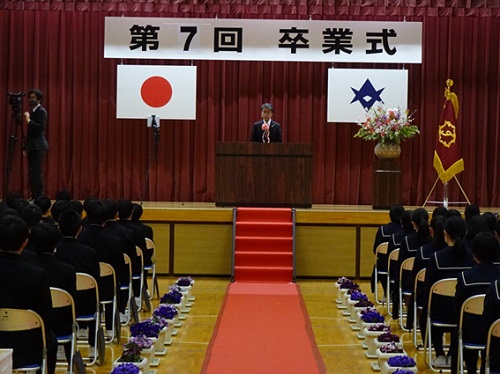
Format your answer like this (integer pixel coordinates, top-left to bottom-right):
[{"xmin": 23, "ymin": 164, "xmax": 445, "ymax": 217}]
[{"xmin": 201, "ymin": 282, "xmax": 326, "ymax": 374}]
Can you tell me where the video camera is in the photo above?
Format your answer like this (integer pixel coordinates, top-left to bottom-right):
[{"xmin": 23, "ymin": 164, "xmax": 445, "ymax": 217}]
[{"xmin": 7, "ymin": 92, "xmax": 26, "ymax": 113}]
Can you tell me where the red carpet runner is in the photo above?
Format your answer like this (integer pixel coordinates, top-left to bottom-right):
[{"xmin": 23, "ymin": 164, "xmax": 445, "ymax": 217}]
[
  {"xmin": 233, "ymin": 208, "xmax": 294, "ymax": 282},
  {"xmin": 201, "ymin": 282, "xmax": 326, "ymax": 374}
]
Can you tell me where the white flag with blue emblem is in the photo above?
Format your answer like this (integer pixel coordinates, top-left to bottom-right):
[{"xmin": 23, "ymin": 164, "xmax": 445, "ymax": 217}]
[{"xmin": 327, "ymin": 68, "xmax": 408, "ymax": 123}]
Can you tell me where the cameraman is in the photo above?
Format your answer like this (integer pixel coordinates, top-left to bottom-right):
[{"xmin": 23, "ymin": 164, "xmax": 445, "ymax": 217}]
[{"xmin": 23, "ymin": 88, "xmax": 48, "ymax": 199}]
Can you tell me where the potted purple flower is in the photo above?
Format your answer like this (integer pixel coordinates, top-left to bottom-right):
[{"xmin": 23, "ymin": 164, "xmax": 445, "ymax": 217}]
[
  {"xmin": 364, "ymin": 323, "xmax": 391, "ymax": 356},
  {"xmin": 176, "ymin": 275, "xmax": 194, "ymax": 287},
  {"xmin": 381, "ymin": 355, "xmax": 417, "ymax": 374},
  {"xmin": 130, "ymin": 320, "xmax": 162, "ymax": 339},
  {"xmin": 111, "ymin": 363, "xmax": 140, "ymax": 374},
  {"xmin": 160, "ymin": 289, "xmax": 183, "ymax": 306},
  {"xmin": 360, "ymin": 310, "xmax": 385, "ymax": 324},
  {"xmin": 113, "ymin": 341, "xmax": 149, "ymax": 373}
]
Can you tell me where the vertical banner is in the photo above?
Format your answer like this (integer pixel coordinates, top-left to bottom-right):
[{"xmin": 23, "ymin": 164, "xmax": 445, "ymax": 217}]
[
  {"xmin": 116, "ymin": 65, "xmax": 197, "ymax": 120},
  {"xmin": 433, "ymin": 80, "xmax": 464, "ymax": 183},
  {"xmin": 327, "ymin": 68, "xmax": 408, "ymax": 123}
]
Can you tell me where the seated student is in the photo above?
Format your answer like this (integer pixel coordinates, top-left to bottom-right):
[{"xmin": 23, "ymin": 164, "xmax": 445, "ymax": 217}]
[
  {"xmin": 55, "ymin": 209, "xmax": 100, "ymax": 354},
  {"xmin": 131, "ymin": 203, "xmax": 154, "ymax": 241},
  {"xmin": 420, "ymin": 216, "xmax": 475, "ymax": 368},
  {"xmin": 0, "ymin": 215, "xmax": 57, "ymax": 373},
  {"xmin": 393, "ymin": 208, "xmax": 431, "ymax": 323},
  {"xmin": 30, "ymin": 222, "xmax": 77, "ymax": 364},
  {"xmin": 34, "ymin": 195, "xmax": 53, "ymax": 222},
  {"xmin": 20, "ymin": 204, "xmax": 44, "ymax": 263},
  {"xmin": 370, "ymin": 204, "xmax": 405, "ymax": 295},
  {"xmin": 463, "ymin": 215, "xmax": 491, "ymax": 250},
  {"xmin": 50, "ymin": 199, "xmax": 72, "ymax": 226},
  {"xmin": 450, "ymin": 232, "xmax": 500, "ymax": 374},
  {"xmin": 118, "ymin": 199, "xmax": 149, "ymax": 265},
  {"xmin": 483, "ymin": 278, "xmax": 500, "ymax": 374}
]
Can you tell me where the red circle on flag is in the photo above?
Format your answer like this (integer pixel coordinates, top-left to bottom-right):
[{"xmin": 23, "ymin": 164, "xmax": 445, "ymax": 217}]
[{"xmin": 140, "ymin": 76, "xmax": 173, "ymax": 108}]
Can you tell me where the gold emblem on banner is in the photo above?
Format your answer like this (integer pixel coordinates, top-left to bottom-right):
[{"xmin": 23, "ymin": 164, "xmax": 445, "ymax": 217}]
[{"xmin": 438, "ymin": 120, "xmax": 456, "ymax": 148}]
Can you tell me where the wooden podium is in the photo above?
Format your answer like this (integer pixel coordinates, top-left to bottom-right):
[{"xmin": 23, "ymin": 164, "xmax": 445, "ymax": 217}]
[
  {"xmin": 373, "ymin": 159, "xmax": 402, "ymax": 209},
  {"xmin": 215, "ymin": 142, "xmax": 312, "ymax": 207}
]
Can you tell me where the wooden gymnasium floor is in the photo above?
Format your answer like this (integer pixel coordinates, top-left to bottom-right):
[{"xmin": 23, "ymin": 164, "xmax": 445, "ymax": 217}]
[{"xmin": 72, "ymin": 277, "xmax": 446, "ymax": 374}]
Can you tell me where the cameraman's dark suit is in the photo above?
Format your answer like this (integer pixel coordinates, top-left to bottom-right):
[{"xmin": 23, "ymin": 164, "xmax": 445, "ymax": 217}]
[{"xmin": 26, "ymin": 104, "xmax": 48, "ymax": 198}]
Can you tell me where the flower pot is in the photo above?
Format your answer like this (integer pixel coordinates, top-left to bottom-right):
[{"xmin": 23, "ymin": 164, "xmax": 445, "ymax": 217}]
[
  {"xmin": 376, "ymin": 348, "xmax": 407, "ymax": 369},
  {"xmin": 375, "ymin": 141, "xmax": 401, "ymax": 160},
  {"xmin": 113, "ymin": 356, "xmax": 149, "ymax": 373},
  {"xmin": 380, "ymin": 361, "xmax": 417, "ymax": 374},
  {"xmin": 363, "ymin": 328, "xmax": 388, "ymax": 356},
  {"xmin": 155, "ymin": 327, "xmax": 167, "ymax": 352},
  {"xmin": 374, "ymin": 338, "xmax": 403, "ymax": 350},
  {"xmin": 141, "ymin": 346, "xmax": 154, "ymax": 371}
]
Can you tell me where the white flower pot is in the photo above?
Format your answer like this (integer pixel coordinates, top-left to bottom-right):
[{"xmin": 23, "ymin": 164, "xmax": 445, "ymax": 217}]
[
  {"xmin": 380, "ymin": 361, "xmax": 417, "ymax": 374},
  {"xmin": 376, "ymin": 348, "xmax": 407, "ymax": 368},
  {"xmin": 155, "ymin": 327, "xmax": 167, "ymax": 352},
  {"xmin": 141, "ymin": 345, "xmax": 154, "ymax": 370},
  {"xmin": 363, "ymin": 328, "xmax": 389, "ymax": 356}
]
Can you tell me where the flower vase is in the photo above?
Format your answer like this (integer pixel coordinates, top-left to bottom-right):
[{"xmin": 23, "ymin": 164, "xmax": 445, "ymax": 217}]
[
  {"xmin": 337, "ymin": 288, "xmax": 349, "ymax": 309},
  {"xmin": 380, "ymin": 361, "xmax": 418, "ymax": 374},
  {"xmin": 374, "ymin": 141, "xmax": 401, "ymax": 160},
  {"xmin": 376, "ymin": 348, "xmax": 407, "ymax": 369},
  {"xmin": 113, "ymin": 357, "xmax": 148, "ymax": 372}
]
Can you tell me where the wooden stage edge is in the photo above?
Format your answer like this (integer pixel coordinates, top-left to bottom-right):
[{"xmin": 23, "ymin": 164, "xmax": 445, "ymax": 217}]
[{"xmin": 139, "ymin": 202, "xmax": 500, "ymax": 225}]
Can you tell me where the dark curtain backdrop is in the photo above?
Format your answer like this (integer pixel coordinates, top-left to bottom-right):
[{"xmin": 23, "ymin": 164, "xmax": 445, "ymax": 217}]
[{"xmin": 1, "ymin": 1, "xmax": 499, "ymax": 206}]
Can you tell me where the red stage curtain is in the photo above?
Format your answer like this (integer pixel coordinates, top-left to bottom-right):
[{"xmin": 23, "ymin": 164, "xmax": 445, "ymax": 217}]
[{"xmin": 0, "ymin": 2, "xmax": 499, "ymax": 206}]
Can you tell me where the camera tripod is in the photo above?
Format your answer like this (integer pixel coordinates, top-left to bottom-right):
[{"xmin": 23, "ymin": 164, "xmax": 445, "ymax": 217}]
[{"xmin": 140, "ymin": 115, "xmax": 162, "ymax": 204}]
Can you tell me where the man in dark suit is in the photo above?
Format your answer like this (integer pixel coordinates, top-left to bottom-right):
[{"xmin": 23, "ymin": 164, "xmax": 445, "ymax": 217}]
[
  {"xmin": 0, "ymin": 215, "xmax": 57, "ymax": 373},
  {"xmin": 131, "ymin": 203, "xmax": 154, "ymax": 241},
  {"xmin": 250, "ymin": 103, "xmax": 282, "ymax": 143},
  {"xmin": 24, "ymin": 88, "xmax": 48, "ymax": 199}
]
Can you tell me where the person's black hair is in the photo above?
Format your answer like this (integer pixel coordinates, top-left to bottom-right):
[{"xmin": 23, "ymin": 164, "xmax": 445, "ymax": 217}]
[
  {"xmin": 465, "ymin": 215, "xmax": 490, "ymax": 241},
  {"xmin": 412, "ymin": 208, "xmax": 430, "ymax": 241},
  {"xmin": 389, "ymin": 204, "xmax": 405, "ymax": 223},
  {"xmin": 261, "ymin": 103, "xmax": 274, "ymax": 112},
  {"xmin": 0, "ymin": 215, "xmax": 29, "ymax": 252},
  {"xmin": 131, "ymin": 203, "xmax": 143, "ymax": 221},
  {"xmin": 1, "ymin": 208, "xmax": 21, "ymax": 219},
  {"xmin": 482, "ymin": 212, "xmax": 497, "ymax": 232},
  {"xmin": 21, "ymin": 204, "xmax": 43, "ymax": 228},
  {"xmin": 447, "ymin": 209, "xmax": 462, "ymax": 218},
  {"xmin": 50, "ymin": 199, "xmax": 72, "ymax": 223},
  {"xmin": 430, "ymin": 215, "xmax": 447, "ymax": 250},
  {"xmin": 58, "ymin": 209, "xmax": 83, "ymax": 237},
  {"xmin": 464, "ymin": 204, "xmax": 481, "ymax": 221},
  {"xmin": 28, "ymin": 88, "xmax": 44, "ymax": 103},
  {"xmin": 118, "ymin": 199, "xmax": 134, "ymax": 220},
  {"xmin": 105, "ymin": 199, "xmax": 118, "ymax": 220},
  {"xmin": 30, "ymin": 222, "xmax": 61, "ymax": 254},
  {"xmin": 444, "ymin": 216, "xmax": 467, "ymax": 259},
  {"xmin": 401, "ymin": 210, "xmax": 414, "ymax": 234},
  {"xmin": 55, "ymin": 189, "xmax": 72, "ymax": 201},
  {"xmin": 34, "ymin": 195, "xmax": 52, "ymax": 215},
  {"xmin": 83, "ymin": 196, "xmax": 97, "ymax": 213},
  {"xmin": 4, "ymin": 191, "xmax": 22, "ymax": 208},
  {"xmin": 10, "ymin": 199, "xmax": 30, "ymax": 214},
  {"xmin": 471, "ymin": 231, "xmax": 499, "ymax": 262},
  {"xmin": 69, "ymin": 200, "xmax": 84, "ymax": 215},
  {"xmin": 432, "ymin": 206, "xmax": 448, "ymax": 218},
  {"xmin": 86, "ymin": 200, "xmax": 108, "ymax": 225}
]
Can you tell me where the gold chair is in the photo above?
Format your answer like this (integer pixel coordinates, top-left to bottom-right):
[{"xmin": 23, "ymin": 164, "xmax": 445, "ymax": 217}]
[
  {"xmin": 385, "ymin": 248, "xmax": 400, "ymax": 313},
  {"xmin": 144, "ymin": 238, "xmax": 159, "ymax": 300},
  {"xmin": 0, "ymin": 308, "xmax": 47, "ymax": 374},
  {"xmin": 99, "ymin": 262, "xmax": 119, "ymax": 344},
  {"xmin": 373, "ymin": 242, "xmax": 389, "ymax": 305},
  {"xmin": 413, "ymin": 268, "xmax": 426, "ymax": 349},
  {"xmin": 485, "ymin": 318, "xmax": 500, "ymax": 374},
  {"xmin": 398, "ymin": 257, "xmax": 415, "ymax": 331}
]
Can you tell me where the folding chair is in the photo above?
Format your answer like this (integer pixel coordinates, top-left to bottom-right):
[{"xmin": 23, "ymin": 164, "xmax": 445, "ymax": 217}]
[
  {"xmin": 423, "ymin": 278, "xmax": 458, "ymax": 371},
  {"xmin": 457, "ymin": 294, "xmax": 486, "ymax": 374},
  {"xmin": 413, "ymin": 268, "xmax": 426, "ymax": 349},
  {"xmin": 398, "ymin": 257, "xmax": 415, "ymax": 331},
  {"xmin": 50, "ymin": 287, "xmax": 77, "ymax": 374},
  {"xmin": 0, "ymin": 308, "xmax": 47, "ymax": 374},
  {"xmin": 99, "ymin": 262, "xmax": 119, "ymax": 344},
  {"xmin": 374, "ymin": 242, "xmax": 389, "ymax": 305},
  {"xmin": 144, "ymin": 238, "xmax": 159, "ymax": 300},
  {"xmin": 120, "ymin": 254, "xmax": 133, "ymax": 326},
  {"xmin": 75, "ymin": 272, "xmax": 102, "ymax": 366},
  {"xmin": 134, "ymin": 247, "xmax": 151, "ymax": 313},
  {"xmin": 386, "ymin": 248, "xmax": 400, "ymax": 313},
  {"xmin": 485, "ymin": 318, "xmax": 500, "ymax": 374}
]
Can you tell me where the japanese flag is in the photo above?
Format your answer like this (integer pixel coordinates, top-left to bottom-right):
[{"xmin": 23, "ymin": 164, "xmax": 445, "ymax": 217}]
[
  {"xmin": 327, "ymin": 68, "xmax": 408, "ymax": 123},
  {"xmin": 116, "ymin": 65, "xmax": 197, "ymax": 120}
]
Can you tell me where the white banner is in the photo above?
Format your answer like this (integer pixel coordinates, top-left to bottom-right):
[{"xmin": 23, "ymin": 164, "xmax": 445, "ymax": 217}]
[
  {"xmin": 327, "ymin": 68, "xmax": 408, "ymax": 123},
  {"xmin": 116, "ymin": 65, "xmax": 196, "ymax": 120},
  {"xmin": 105, "ymin": 17, "xmax": 422, "ymax": 64}
]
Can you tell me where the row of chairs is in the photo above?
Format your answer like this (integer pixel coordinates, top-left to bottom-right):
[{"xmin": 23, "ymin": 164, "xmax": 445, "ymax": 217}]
[
  {"xmin": 374, "ymin": 242, "xmax": 500, "ymax": 373},
  {"xmin": 0, "ymin": 238, "xmax": 158, "ymax": 373}
]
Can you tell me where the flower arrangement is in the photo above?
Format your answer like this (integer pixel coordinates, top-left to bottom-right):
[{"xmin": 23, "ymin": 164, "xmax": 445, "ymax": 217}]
[
  {"xmin": 368, "ymin": 323, "xmax": 390, "ymax": 332},
  {"xmin": 128, "ymin": 335, "xmax": 153, "ymax": 350},
  {"xmin": 337, "ymin": 278, "xmax": 359, "ymax": 290},
  {"xmin": 153, "ymin": 304, "xmax": 178, "ymax": 320},
  {"xmin": 151, "ymin": 315, "xmax": 169, "ymax": 329},
  {"xmin": 377, "ymin": 332, "xmax": 400, "ymax": 343},
  {"xmin": 345, "ymin": 285, "xmax": 361, "ymax": 295},
  {"xmin": 393, "ymin": 370, "xmax": 417, "ymax": 374},
  {"xmin": 354, "ymin": 105, "xmax": 419, "ymax": 144},
  {"xmin": 176, "ymin": 276, "xmax": 193, "ymax": 287},
  {"xmin": 360, "ymin": 310, "xmax": 384, "ymax": 323},
  {"xmin": 160, "ymin": 289, "xmax": 183, "ymax": 304},
  {"xmin": 169, "ymin": 284, "xmax": 183, "ymax": 293},
  {"xmin": 130, "ymin": 320, "xmax": 162, "ymax": 338},
  {"xmin": 111, "ymin": 363, "xmax": 140, "ymax": 374},
  {"xmin": 355, "ymin": 299, "xmax": 374, "ymax": 308},
  {"xmin": 387, "ymin": 355, "xmax": 416, "ymax": 367},
  {"xmin": 118, "ymin": 341, "xmax": 142, "ymax": 363},
  {"xmin": 379, "ymin": 342, "xmax": 404, "ymax": 354},
  {"xmin": 349, "ymin": 291, "xmax": 368, "ymax": 302}
]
